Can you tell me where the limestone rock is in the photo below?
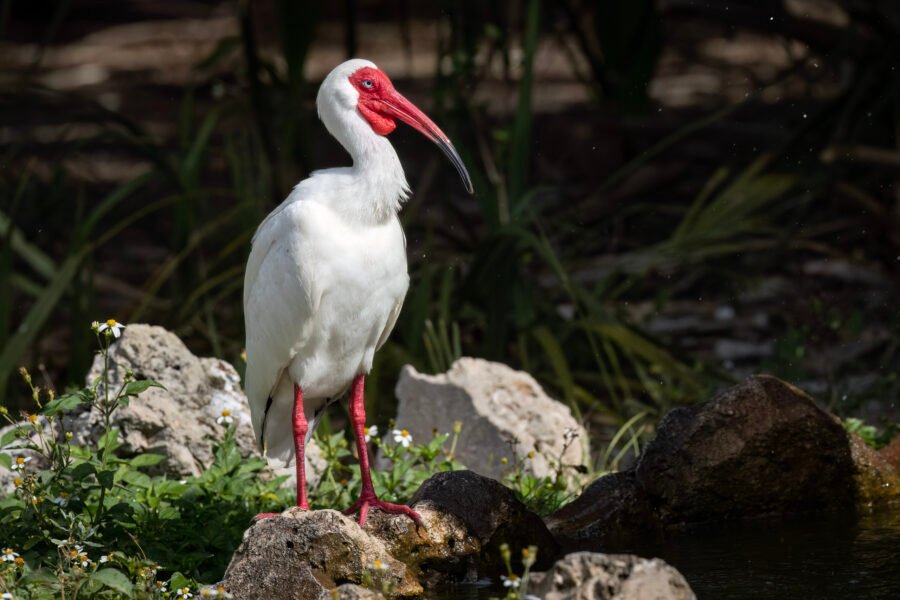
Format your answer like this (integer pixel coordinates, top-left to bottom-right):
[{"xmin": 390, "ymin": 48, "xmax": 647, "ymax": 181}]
[
  {"xmin": 394, "ymin": 358, "xmax": 587, "ymax": 487},
  {"xmin": 333, "ymin": 584, "xmax": 386, "ymax": 599},
  {"xmin": 527, "ymin": 552, "xmax": 695, "ymax": 600},
  {"xmin": 223, "ymin": 509, "xmax": 420, "ymax": 600},
  {"xmin": 62, "ymin": 324, "xmax": 323, "ymax": 481},
  {"xmin": 548, "ymin": 375, "xmax": 900, "ymax": 550}
]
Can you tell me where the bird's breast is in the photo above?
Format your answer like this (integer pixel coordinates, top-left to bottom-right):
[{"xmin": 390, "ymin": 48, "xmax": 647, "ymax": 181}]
[{"xmin": 287, "ymin": 206, "xmax": 408, "ymax": 398}]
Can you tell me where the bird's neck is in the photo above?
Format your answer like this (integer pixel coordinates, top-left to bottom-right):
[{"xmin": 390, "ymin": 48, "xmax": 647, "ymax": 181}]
[{"xmin": 335, "ymin": 130, "xmax": 410, "ymax": 225}]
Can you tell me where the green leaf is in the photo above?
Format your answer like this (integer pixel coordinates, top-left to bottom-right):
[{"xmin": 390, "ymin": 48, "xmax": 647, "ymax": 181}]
[
  {"xmin": 129, "ymin": 453, "xmax": 165, "ymax": 467},
  {"xmin": 122, "ymin": 379, "xmax": 166, "ymax": 397},
  {"xmin": 98, "ymin": 469, "xmax": 115, "ymax": 490},
  {"xmin": 169, "ymin": 572, "xmax": 190, "ymax": 590},
  {"xmin": 0, "ymin": 426, "xmax": 24, "ymax": 447},
  {"xmin": 41, "ymin": 392, "xmax": 87, "ymax": 415},
  {"xmin": 0, "ymin": 453, "xmax": 10, "ymax": 469},
  {"xmin": 71, "ymin": 461, "xmax": 97, "ymax": 480},
  {"xmin": 91, "ymin": 568, "xmax": 133, "ymax": 594}
]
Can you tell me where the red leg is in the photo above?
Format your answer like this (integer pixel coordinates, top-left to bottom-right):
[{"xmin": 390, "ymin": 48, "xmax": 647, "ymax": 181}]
[
  {"xmin": 343, "ymin": 374, "xmax": 421, "ymax": 526},
  {"xmin": 255, "ymin": 383, "xmax": 309, "ymax": 521}
]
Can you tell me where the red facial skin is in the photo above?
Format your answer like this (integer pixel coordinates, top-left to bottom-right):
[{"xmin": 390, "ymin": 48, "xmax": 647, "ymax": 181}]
[{"xmin": 350, "ymin": 67, "xmax": 399, "ymax": 135}]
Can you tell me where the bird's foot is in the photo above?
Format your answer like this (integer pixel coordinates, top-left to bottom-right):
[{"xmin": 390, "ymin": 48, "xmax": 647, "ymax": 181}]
[
  {"xmin": 344, "ymin": 492, "xmax": 421, "ymax": 527},
  {"xmin": 252, "ymin": 501, "xmax": 309, "ymax": 523}
]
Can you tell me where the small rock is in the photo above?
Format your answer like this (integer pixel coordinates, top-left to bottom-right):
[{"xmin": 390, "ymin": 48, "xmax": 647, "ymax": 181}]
[
  {"xmin": 394, "ymin": 358, "xmax": 587, "ymax": 488},
  {"xmin": 848, "ymin": 434, "xmax": 900, "ymax": 506},
  {"xmin": 527, "ymin": 552, "xmax": 695, "ymax": 600},
  {"xmin": 222, "ymin": 509, "xmax": 420, "ymax": 600},
  {"xmin": 333, "ymin": 584, "xmax": 386, "ymax": 599}
]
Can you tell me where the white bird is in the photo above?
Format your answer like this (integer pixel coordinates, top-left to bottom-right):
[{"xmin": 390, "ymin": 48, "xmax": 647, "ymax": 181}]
[{"xmin": 243, "ymin": 58, "xmax": 472, "ymax": 526}]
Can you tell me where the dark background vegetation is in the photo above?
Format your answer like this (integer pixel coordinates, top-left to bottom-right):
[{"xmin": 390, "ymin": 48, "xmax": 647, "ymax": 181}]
[{"xmin": 1, "ymin": 0, "xmax": 898, "ymax": 442}]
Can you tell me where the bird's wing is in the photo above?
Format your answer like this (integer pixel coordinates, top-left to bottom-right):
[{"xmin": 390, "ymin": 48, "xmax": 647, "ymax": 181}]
[
  {"xmin": 243, "ymin": 200, "xmax": 319, "ymax": 447},
  {"xmin": 375, "ymin": 296, "xmax": 404, "ymax": 353}
]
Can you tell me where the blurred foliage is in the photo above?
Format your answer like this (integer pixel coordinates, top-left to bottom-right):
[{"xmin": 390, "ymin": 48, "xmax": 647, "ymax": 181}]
[{"xmin": 1, "ymin": 0, "xmax": 899, "ymax": 438}]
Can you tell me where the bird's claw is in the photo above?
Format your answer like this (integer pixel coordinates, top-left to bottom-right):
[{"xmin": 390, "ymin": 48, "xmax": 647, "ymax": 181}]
[{"xmin": 344, "ymin": 493, "xmax": 422, "ymax": 527}]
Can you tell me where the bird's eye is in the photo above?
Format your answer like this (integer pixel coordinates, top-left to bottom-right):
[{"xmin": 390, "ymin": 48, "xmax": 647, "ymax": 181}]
[{"xmin": 362, "ymin": 79, "xmax": 374, "ymax": 88}]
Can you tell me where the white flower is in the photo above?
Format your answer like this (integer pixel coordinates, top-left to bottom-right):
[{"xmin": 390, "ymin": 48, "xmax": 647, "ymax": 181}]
[
  {"xmin": 199, "ymin": 588, "xmax": 218, "ymax": 598},
  {"xmin": 177, "ymin": 587, "xmax": 193, "ymax": 599},
  {"xmin": 392, "ymin": 428, "xmax": 413, "ymax": 448},
  {"xmin": 76, "ymin": 553, "xmax": 92, "ymax": 568},
  {"xmin": 1, "ymin": 548, "xmax": 19, "ymax": 562},
  {"xmin": 10, "ymin": 456, "xmax": 31, "ymax": 471},
  {"xmin": 367, "ymin": 559, "xmax": 389, "ymax": 571},
  {"xmin": 216, "ymin": 410, "xmax": 234, "ymax": 426},
  {"xmin": 363, "ymin": 424, "xmax": 378, "ymax": 442},
  {"xmin": 99, "ymin": 555, "xmax": 109, "ymax": 563},
  {"xmin": 501, "ymin": 574, "xmax": 521, "ymax": 588},
  {"xmin": 214, "ymin": 586, "xmax": 233, "ymax": 599},
  {"xmin": 97, "ymin": 319, "xmax": 125, "ymax": 339},
  {"xmin": 154, "ymin": 581, "xmax": 168, "ymax": 593},
  {"xmin": 2, "ymin": 593, "xmax": 15, "ymax": 599}
]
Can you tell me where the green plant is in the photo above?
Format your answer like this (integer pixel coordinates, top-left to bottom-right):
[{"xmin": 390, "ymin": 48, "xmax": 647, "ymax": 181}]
[
  {"xmin": 494, "ymin": 542, "xmax": 538, "ymax": 600},
  {"xmin": 0, "ymin": 322, "xmax": 284, "ymax": 597}
]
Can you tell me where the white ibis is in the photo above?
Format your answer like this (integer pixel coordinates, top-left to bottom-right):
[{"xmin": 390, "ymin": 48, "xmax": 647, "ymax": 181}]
[{"xmin": 243, "ymin": 59, "xmax": 473, "ymax": 526}]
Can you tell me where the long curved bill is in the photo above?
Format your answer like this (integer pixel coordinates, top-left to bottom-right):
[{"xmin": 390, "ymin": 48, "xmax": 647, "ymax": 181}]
[{"xmin": 378, "ymin": 91, "xmax": 474, "ymax": 194}]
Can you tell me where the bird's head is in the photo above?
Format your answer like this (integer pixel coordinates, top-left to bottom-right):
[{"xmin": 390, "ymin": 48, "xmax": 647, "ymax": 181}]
[{"xmin": 317, "ymin": 59, "xmax": 473, "ymax": 194}]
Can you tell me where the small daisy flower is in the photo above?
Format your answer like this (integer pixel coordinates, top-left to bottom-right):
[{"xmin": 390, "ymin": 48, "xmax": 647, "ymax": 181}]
[
  {"xmin": 76, "ymin": 553, "xmax": 92, "ymax": 568},
  {"xmin": 13, "ymin": 478, "xmax": 22, "ymax": 487},
  {"xmin": 155, "ymin": 581, "xmax": 168, "ymax": 593},
  {"xmin": 216, "ymin": 410, "xmax": 234, "ymax": 426},
  {"xmin": 98, "ymin": 319, "xmax": 125, "ymax": 339},
  {"xmin": 99, "ymin": 555, "xmax": 109, "ymax": 563},
  {"xmin": 363, "ymin": 424, "xmax": 378, "ymax": 442},
  {"xmin": 215, "ymin": 586, "xmax": 233, "ymax": 599},
  {"xmin": 199, "ymin": 588, "xmax": 218, "ymax": 598},
  {"xmin": 27, "ymin": 414, "xmax": 38, "ymax": 424},
  {"xmin": 177, "ymin": 587, "xmax": 193, "ymax": 599},
  {"xmin": 14, "ymin": 556, "xmax": 24, "ymax": 567},
  {"xmin": 1, "ymin": 548, "xmax": 19, "ymax": 562},
  {"xmin": 367, "ymin": 559, "xmax": 389, "ymax": 571},
  {"xmin": 501, "ymin": 574, "xmax": 521, "ymax": 588},
  {"xmin": 53, "ymin": 492, "xmax": 72, "ymax": 506},
  {"xmin": 2, "ymin": 593, "xmax": 15, "ymax": 599},
  {"xmin": 392, "ymin": 428, "xmax": 413, "ymax": 448},
  {"xmin": 11, "ymin": 456, "xmax": 31, "ymax": 471}
]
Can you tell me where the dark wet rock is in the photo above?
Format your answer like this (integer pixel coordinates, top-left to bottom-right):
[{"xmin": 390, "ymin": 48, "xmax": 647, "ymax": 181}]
[
  {"xmin": 544, "ymin": 471, "xmax": 659, "ymax": 547},
  {"xmin": 222, "ymin": 509, "xmax": 421, "ymax": 600},
  {"xmin": 548, "ymin": 375, "xmax": 900, "ymax": 550},
  {"xmin": 527, "ymin": 552, "xmax": 695, "ymax": 600},
  {"xmin": 408, "ymin": 470, "xmax": 559, "ymax": 572},
  {"xmin": 635, "ymin": 375, "xmax": 857, "ymax": 523}
]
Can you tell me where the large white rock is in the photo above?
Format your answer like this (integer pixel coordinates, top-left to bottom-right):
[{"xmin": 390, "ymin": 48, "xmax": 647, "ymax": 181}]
[
  {"xmin": 62, "ymin": 324, "xmax": 322, "ymax": 482},
  {"xmin": 394, "ymin": 358, "xmax": 588, "ymax": 486}
]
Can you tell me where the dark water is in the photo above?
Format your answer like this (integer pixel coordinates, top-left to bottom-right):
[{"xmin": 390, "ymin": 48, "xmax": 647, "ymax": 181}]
[
  {"xmin": 428, "ymin": 509, "xmax": 900, "ymax": 599},
  {"xmin": 630, "ymin": 510, "xmax": 900, "ymax": 599}
]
